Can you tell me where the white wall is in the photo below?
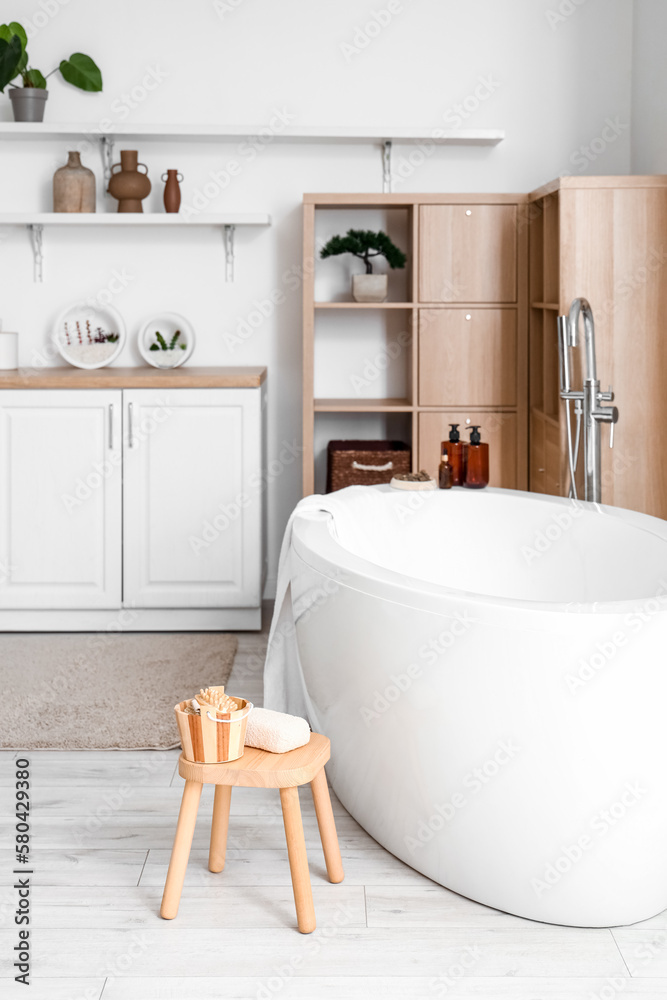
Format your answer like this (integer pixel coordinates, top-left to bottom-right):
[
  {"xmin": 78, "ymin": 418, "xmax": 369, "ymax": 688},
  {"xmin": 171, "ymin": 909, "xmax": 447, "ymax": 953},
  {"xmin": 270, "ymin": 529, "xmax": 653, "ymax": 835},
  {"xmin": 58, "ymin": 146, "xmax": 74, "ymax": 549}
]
[
  {"xmin": 631, "ymin": 0, "xmax": 667, "ymax": 172},
  {"xmin": 0, "ymin": 0, "xmax": 634, "ymax": 594}
]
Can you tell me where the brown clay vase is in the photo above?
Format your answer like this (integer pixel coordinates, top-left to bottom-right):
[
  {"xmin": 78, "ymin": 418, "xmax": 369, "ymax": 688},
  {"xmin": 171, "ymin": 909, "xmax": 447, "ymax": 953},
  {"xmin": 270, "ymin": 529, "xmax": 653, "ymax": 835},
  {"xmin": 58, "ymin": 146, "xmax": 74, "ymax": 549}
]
[
  {"xmin": 53, "ymin": 151, "xmax": 96, "ymax": 213},
  {"xmin": 108, "ymin": 150, "xmax": 151, "ymax": 213},
  {"xmin": 162, "ymin": 170, "xmax": 183, "ymax": 213}
]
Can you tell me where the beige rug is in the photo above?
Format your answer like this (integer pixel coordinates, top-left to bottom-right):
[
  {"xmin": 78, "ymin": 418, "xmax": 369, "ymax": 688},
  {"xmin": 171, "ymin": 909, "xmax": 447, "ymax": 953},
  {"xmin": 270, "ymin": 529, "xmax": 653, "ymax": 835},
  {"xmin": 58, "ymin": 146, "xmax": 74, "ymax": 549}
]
[{"xmin": 0, "ymin": 632, "xmax": 238, "ymax": 750}]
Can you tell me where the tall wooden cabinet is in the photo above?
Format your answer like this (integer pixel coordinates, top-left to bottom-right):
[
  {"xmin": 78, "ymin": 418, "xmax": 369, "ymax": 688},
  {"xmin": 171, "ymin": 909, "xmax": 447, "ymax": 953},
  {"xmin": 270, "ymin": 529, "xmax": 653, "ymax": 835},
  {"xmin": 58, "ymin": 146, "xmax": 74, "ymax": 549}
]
[
  {"xmin": 302, "ymin": 194, "xmax": 528, "ymax": 495},
  {"xmin": 304, "ymin": 179, "xmax": 667, "ymax": 522},
  {"xmin": 528, "ymin": 176, "xmax": 667, "ymax": 519}
]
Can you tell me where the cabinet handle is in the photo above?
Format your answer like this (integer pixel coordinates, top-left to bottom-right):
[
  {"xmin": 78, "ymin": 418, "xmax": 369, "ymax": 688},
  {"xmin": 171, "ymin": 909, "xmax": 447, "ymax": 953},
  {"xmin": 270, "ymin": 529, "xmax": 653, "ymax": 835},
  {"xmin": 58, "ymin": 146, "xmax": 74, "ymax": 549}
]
[
  {"xmin": 128, "ymin": 402, "xmax": 134, "ymax": 448},
  {"xmin": 108, "ymin": 404, "xmax": 114, "ymax": 450}
]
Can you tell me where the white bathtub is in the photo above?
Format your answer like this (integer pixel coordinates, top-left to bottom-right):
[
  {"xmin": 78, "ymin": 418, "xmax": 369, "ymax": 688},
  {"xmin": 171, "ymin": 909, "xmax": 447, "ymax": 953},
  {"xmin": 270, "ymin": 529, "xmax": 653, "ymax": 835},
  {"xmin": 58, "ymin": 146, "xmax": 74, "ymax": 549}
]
[{"xmin": 287, "ymin": 485, "xmax": 667, "ymax": 927}]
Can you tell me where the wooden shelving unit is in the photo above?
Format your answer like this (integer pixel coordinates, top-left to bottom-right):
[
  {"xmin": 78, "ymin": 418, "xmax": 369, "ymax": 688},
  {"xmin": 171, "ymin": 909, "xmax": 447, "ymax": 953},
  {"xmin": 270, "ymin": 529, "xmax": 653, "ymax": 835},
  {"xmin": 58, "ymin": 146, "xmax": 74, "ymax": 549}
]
[
  {"xmin": 302, "ymin": 193, "xmax": 528, "ymax": 495},
  {"xmin": 526, "ymin": 174, "xmax": 667, "ymax": 518},
  {"xmin": 528, "ymin": 191, "xmax": 566, "ymax": 497}
]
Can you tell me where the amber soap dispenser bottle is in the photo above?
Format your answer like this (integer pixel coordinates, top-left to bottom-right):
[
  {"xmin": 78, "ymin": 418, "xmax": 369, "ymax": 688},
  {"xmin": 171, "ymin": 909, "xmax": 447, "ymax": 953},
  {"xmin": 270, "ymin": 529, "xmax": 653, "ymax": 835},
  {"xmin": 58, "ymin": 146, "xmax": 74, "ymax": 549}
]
[
  {"xmin": 464, "ymin": 425, "xmax": 489, "ymax": 488},
  {"xmin": 443, "ymin": 423, "xmax": 466, "ymax": 486}
]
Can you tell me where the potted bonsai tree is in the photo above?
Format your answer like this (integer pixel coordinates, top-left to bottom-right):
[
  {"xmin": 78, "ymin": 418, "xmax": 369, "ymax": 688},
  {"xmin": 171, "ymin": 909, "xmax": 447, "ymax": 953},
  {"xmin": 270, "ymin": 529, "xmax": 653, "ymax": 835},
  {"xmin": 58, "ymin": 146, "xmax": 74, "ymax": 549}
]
[
  {"xmin": 0, "ymin": 21, "xmax": 102, "ymax": 122},
  {"xmin": 320, "ymin": 228, "xmax": 407, "ymax": 302}
]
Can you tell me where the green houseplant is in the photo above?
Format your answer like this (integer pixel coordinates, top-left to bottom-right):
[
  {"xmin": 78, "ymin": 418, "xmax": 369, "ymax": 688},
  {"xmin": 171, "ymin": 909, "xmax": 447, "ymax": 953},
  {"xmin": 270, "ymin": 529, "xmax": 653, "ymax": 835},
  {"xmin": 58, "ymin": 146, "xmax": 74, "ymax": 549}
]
[
  {"xmin": 320, "ymin": 228, "xmax": 407, "ymax": 302},
  {"xmin": 0, "ymin": 21, "xmax": 102, "ymax": 122}
]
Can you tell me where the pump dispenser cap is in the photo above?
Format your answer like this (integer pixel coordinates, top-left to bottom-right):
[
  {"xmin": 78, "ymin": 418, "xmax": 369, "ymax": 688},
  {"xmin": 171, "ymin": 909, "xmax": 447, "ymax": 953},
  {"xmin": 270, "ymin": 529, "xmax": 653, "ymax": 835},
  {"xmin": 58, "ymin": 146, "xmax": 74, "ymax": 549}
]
[
  {"xmin": 448, "ymin": 423, "xmax": 460, "ymax": 442},
  {"xmin": 469, "ymin": 425, "xmax": 481, "ymax": 445}
]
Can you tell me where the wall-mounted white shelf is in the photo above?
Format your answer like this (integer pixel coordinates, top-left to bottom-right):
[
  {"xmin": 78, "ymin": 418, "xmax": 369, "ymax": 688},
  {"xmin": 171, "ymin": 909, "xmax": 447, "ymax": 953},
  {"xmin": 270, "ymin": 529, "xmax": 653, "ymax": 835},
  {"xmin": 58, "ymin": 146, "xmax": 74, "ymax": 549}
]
[
  {"xmin": 0, "ymin": 122, "xmax": 504, "ymax": 144},
  {"xmin": 0, "ymin": 212, "xmax": 271, "ymax": 283},
  {"xmin": 0, "ymin": 122, "xmax": 505, "ymax": 192}
]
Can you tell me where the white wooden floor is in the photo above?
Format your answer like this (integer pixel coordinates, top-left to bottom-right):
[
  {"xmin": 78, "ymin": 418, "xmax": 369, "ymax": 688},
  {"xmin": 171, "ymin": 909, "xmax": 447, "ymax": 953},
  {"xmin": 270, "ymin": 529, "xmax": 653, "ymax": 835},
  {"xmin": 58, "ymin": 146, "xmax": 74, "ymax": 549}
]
[{"xmin": 2, "ymin": 619, "xmax": 667, "ymax": 999}]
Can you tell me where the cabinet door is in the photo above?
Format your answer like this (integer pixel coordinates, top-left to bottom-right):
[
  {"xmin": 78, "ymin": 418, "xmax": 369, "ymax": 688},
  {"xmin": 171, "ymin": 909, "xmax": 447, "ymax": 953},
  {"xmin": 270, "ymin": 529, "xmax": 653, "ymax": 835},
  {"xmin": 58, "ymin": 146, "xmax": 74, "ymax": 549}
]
[
  {"xmin": 419, "ymin": 308, "xmax": 517, "ymax": 406},
  {"xmin": 418, "ymin": 411, "xmax": 517, "ymax": 488},
  {"xmin": 123, "ymin": 388, "xmax": 262, "ymax": 608},
  {"xmin": 419, "ymin": 205, "xmax": 517, "ymax": 303},
  {"xmin": 0, "ymin": 389, "xmax": 122, "ymax": 609}
]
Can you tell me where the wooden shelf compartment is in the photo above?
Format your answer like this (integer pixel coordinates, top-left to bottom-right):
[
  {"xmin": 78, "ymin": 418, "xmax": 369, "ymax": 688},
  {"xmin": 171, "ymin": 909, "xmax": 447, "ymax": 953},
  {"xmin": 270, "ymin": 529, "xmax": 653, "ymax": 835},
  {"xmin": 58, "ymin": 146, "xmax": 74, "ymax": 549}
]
[
  {"xmin": 542, "ymin": 308, "xmax": 561, "ymax": 420},
  {"xmin": 314, "ymin": 398, "xmax": 413, "ymax": 412},
  {"xmin": 529, "ymin": 308, "xmax": 545, "ymax": 414},
  {"xmin": 314, "ymin": 302, "xmax": 414, "ymax": 309},
  {"xmin": 543, "ymin": 193, "xmax": 560, "ymax": 305},
  {"xmin": 312, "ymin": 410, "xmax": 413, "ymax": 494}
]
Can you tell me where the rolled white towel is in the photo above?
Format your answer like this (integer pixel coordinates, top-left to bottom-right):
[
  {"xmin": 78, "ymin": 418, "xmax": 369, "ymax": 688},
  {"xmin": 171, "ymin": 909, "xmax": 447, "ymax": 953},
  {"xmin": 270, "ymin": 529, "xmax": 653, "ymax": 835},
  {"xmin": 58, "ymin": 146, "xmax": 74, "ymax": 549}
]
[{"xmin": 244, "ymin": 707, "xmax": 310, "ymax": 754}]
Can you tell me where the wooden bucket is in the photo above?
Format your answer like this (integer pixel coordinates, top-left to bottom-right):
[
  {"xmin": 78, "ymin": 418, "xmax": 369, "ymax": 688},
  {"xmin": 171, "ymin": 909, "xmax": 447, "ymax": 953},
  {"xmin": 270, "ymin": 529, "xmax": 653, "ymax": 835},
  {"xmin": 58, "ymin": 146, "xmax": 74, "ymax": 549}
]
[{"xmin": 175, "ymin": 689, "xmax": 253, "ymax": 763}]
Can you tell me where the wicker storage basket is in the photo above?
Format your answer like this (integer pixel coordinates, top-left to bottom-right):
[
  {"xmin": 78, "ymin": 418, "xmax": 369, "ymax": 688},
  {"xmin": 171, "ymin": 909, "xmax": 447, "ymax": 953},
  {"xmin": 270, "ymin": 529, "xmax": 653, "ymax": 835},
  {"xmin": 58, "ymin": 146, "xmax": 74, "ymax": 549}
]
[
  {"xmin": 326, "ymin": 440, "xmax": 411, "ymax": 492},
  {"xmin": 175, "ymin": 687, "xmax": 253, "ymax": 764}
]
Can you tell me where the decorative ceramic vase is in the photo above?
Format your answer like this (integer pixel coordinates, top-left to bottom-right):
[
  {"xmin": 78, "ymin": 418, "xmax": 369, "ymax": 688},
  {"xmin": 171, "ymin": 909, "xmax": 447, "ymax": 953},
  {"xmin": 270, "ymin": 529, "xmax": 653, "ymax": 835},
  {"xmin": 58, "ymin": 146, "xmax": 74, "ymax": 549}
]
[
  {"xmin": 53, "ymin": 152, "xmax": 96, "ymax": 213},
  {"xmin": 108, "ymin": 150, "xmax": 151, "ymax": 213},
  {"xmin": 162, "ymin": 170, "xmax": 183, "ymax": 213},
  {"xmin": 352, "ymin": 273, "xmax": 388, "ymax": 302},
  {"xmin": 9, "ymin": 87, "xmax": 48, "ymax": 122}
]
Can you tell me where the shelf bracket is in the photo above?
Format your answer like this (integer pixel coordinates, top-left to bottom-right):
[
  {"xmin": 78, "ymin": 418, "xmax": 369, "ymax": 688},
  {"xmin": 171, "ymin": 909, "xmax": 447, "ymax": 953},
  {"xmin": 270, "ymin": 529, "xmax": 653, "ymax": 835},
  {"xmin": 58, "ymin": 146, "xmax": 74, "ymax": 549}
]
[
  {"xmin": 382, "ymin": 140, "xmax": 393, "ymax": 193},
  {"xmin": 99, "ymin": 136, "xmax": 115, "ymax": 191},
  {"xmin": 224, "ymin": 224, "xmax": 236, "ymax": 282},
  {"xmin": 28, "ymin": 224, "xmax": 44, "ymax": 283}
]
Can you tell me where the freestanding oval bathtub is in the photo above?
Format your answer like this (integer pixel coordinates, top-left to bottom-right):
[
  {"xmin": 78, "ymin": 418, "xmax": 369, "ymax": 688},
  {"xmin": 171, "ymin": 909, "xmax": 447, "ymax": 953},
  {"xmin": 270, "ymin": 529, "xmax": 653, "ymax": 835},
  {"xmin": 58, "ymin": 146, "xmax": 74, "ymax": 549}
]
[{"xmin": 286, "ymin": 485, "xmax": 667, "ymax": 927}]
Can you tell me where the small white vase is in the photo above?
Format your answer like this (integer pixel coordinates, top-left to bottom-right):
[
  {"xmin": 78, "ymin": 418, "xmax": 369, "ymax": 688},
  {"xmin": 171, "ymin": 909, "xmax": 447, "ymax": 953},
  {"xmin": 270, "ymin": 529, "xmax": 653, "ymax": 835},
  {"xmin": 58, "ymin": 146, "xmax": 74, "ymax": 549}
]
[
  {"xmin": 352, "ymin": 274, "xmax": 388, "ymax": 303},
  {"xmin": 0, "ymin": 331, "xmax": 18, "ymax": 370}
]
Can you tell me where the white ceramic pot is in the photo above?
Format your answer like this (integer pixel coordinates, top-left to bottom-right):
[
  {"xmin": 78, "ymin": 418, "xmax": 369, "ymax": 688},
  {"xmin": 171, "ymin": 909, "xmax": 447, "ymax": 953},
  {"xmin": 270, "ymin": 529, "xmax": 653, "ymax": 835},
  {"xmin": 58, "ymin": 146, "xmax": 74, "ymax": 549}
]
[
  {"xmin": 352, "ymin": 274, "xmax": 388, "ymax": 303},
  {"xmin": 0, "ymin": 331, "xmax": 18, "ymax": 370}
]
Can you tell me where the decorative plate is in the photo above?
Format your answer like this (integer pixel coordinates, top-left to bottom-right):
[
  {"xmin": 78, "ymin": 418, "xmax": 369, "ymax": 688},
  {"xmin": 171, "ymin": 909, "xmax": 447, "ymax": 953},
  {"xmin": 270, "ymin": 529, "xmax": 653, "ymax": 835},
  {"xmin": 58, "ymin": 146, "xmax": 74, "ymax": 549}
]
[
  {"xmin": 137, "ymin": 313, "xmax": 195, "ymax": 369},
  {"xmin": 54, "ymin": 303, "xmax": 126, "ymax": 370}
]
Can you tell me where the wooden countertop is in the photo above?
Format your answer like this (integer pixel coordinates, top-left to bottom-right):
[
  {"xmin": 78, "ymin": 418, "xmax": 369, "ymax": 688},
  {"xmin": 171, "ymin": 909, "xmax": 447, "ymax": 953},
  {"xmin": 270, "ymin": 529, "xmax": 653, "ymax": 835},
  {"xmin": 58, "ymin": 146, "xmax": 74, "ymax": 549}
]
[{"xmin": 0, "ymin": 366, "xmax": 267, "ymax": 389}]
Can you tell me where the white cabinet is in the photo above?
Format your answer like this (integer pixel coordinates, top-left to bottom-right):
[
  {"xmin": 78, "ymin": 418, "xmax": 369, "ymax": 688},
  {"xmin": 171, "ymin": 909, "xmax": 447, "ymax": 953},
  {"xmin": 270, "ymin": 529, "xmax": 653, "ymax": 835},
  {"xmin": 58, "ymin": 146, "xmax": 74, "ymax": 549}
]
[
  {"xmin": 0, "ymin": 383, "xmax": 264, "ymax": 629},
  {"xmin": 0, "ymin": 389, "xmax": 122, "ymax": 609},
  {"xmin": 123, "ymin": 388, "xmax": 262, "ymax": 609}
]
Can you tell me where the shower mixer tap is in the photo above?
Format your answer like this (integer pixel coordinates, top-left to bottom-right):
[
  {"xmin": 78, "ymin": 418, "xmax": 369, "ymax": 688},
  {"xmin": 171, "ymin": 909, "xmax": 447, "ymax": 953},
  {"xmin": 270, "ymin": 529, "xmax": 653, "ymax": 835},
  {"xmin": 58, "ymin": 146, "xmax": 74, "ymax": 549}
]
[{"xmin": 557, "ymin": 298, "xmax": 618, "ymax": 503}]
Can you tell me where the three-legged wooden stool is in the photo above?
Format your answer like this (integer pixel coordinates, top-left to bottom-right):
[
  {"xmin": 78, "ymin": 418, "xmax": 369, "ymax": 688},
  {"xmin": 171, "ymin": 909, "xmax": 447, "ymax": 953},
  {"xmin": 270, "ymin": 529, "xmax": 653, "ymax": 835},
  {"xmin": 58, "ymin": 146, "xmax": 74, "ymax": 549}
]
[{"xmin": 160, "ymin": 732, "xmax": 344, "ymax": 933}]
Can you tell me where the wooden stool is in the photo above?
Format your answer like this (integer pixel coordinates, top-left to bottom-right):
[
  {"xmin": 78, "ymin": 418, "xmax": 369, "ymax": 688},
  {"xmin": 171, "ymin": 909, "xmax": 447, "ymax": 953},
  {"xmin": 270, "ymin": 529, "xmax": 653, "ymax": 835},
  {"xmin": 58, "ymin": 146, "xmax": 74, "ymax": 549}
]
[{"xmin": 160, "ymin": 732, "xmax": 344, "ymax": 933}]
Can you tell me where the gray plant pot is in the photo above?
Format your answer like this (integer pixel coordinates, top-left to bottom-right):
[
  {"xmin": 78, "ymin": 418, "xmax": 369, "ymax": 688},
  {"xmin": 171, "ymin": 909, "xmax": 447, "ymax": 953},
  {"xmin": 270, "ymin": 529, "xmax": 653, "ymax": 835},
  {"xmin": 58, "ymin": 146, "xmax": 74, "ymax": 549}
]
[
  {"xmin": 352, "ymin": 273, "xmax": 388, "ymax": 303},
  {"xmin": 9, "ymin": 88, "xmax": 49, "ymax": 123}
]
